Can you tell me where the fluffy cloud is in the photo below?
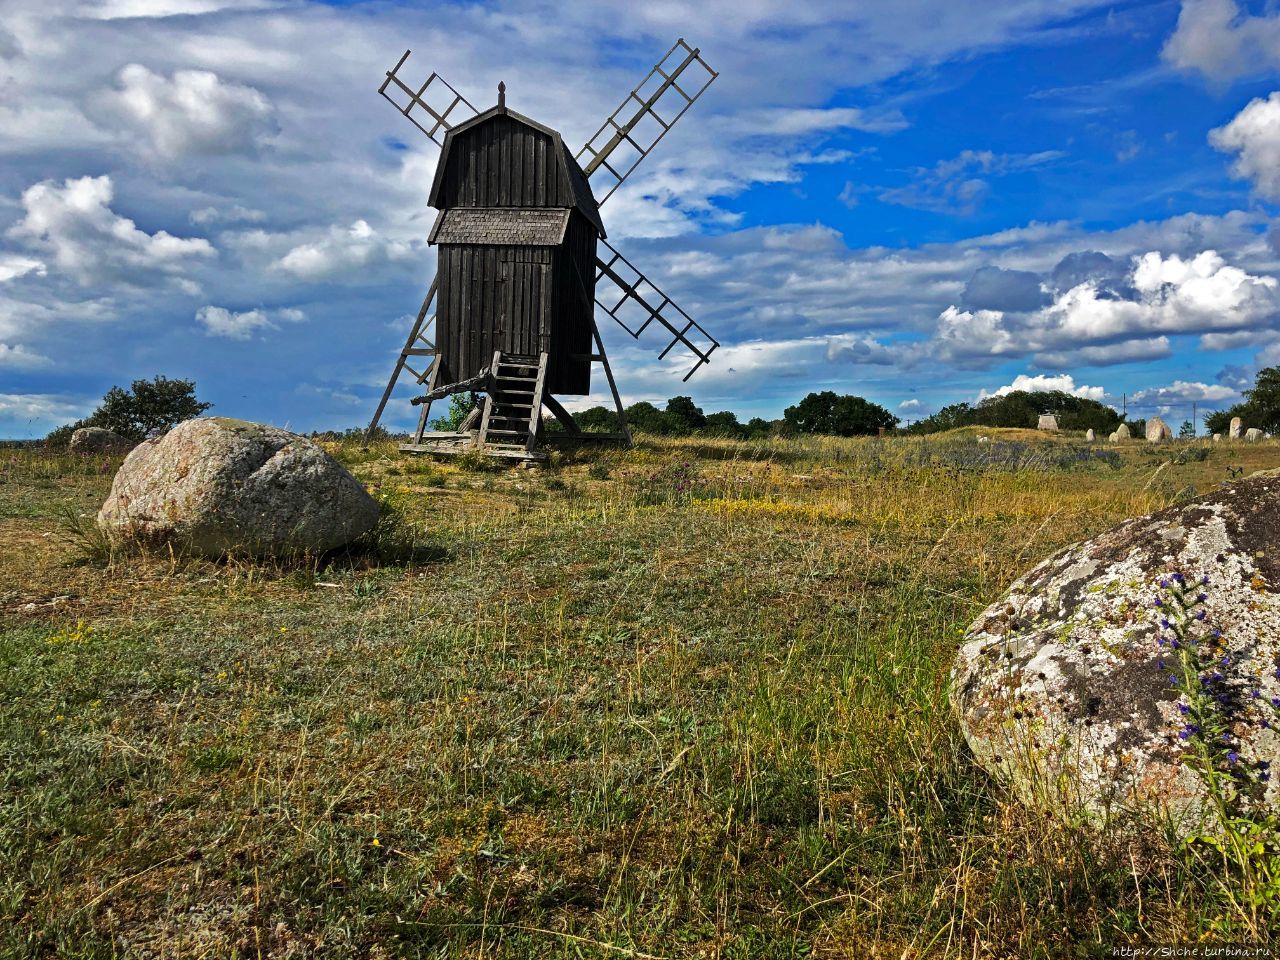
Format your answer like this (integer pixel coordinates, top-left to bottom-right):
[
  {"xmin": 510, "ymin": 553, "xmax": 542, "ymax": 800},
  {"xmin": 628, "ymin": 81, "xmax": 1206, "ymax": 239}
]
[
  {"xmin": 0, "ymin": 344, "xmax": 52, "ymax": 368},
  {"xmin": 0, "ymin": 393, "xmax": 87, "ymax": 435},
  {"xmin": 274, "ymin": 220, "xmax": 419, "ymax": 282},
  {"xmin": 1162, "ymin": 0, "xmax": 1280, "ymax": 83},
  {"xmin": 929, "ymin": 249, "xmax": 1280, "ymax": 368},
  {"xmin": 1211, "ymin": 92, "xmax": 1280, "ymax": 200},
  {"xmin": 96, "ymin": 64, "xmax": 276, "ymax": 160},
  {"xmin": 1129, "ymin": 380, "xmax": 1237, "ymax": 405},
  {"xmin": 196, "ymin": 304, "xmax": 304, "ymax": 339},
  {"xmin": 982, "ymin": 373, "xmax": 1105, "ymax": 402},
  {"xmin": 9, "ymin": 175, "xmax": 215, "ymax": 286},
  {"xmin": 899, "ymin": 398, "xmax": 922, "ymax": 411},
  {"xmin": 0, "ymin": 256, "xmax": 46, "ymax": 283}
]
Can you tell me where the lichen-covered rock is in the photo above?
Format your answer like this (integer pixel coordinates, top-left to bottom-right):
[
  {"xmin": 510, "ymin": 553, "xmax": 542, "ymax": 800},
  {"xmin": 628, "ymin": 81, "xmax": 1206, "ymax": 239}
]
[
  {"xmin": 1112, "ymin": 423, "xmax": 1131, "ymax": 442},
  {"xmin": 1085, "ymin": 429, "xmax": 1096, "ymax": 442},
  {"xmin": 69, "ymin": 426, "xmax": 132, "ymax": 454},
  {"xmin": 1231, "ymin": 417, "xmax": 1243, "ymax": 440},
  {"xmin": 98, "ymin": 417, "xmax": 379, "ymax": 557},
  {"xmin": 1038, "ymin": 414, "xmax": 1058, "ymax": 432},
  {"xmin": 1246, "ymin": 428, "xmax": 1264, "ymax": 442},
  {"xmin": 952, "ymin": 470, "xmax": 1280, "ymax": 830},
  {"xmin": 1145, "ymin": 416, "xmax": 1172, "ymax": 442}
]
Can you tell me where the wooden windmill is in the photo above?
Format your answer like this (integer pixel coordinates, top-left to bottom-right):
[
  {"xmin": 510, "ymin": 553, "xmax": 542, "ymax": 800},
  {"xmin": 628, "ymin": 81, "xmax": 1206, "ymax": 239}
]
[{"xmin": 363, "ymin": 39, "xmax": 720, "ymax": 459}]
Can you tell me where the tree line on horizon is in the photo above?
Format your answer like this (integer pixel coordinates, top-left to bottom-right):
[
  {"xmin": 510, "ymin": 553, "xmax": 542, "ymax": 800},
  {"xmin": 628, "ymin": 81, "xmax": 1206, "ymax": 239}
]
[{"xmin": 41, "ymin": 367, "xmax": 1280, "ymax": 446}]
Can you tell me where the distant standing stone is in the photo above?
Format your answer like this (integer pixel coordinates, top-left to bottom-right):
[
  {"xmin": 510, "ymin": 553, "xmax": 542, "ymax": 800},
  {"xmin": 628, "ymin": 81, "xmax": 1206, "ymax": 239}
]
[
  {"xmin": 97, "ymin": 417, "xmax": 380, "ymax": 558},
  {"xmin": 1114, "ymin": 423, "xmax": 1131, "ymax": 441},
  {"xmin": 1213, "ymin": 433, "xmax": 1221, "ymax": 442},
  {"xmin": 68, "ymin": 426, "xmax": 132, "ymax": 454},
  {"xmin": 1085, "ymin": 429, "xmax": 1096, "ymax": 441},
  {"xmin": 1230, "ymin": 417, "xmax": 1243, "ymax": 440},
  {"xmin": 1038, "ymin": 414, "xmax": 1058, "ymax": 432},
  {"xmin": 1246, "ymin": 427, "xmax": 1264, "ymax": 442},
  {"xmin": 1145, "ymin": 416, "xmax": 1172, "ymax": 442}
]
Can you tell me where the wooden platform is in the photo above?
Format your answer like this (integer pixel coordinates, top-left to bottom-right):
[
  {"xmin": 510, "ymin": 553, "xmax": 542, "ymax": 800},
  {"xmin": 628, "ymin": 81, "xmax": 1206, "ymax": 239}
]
[{"xmin": 399, "ymin": 432, "xmax": 548, "ymax": 462}]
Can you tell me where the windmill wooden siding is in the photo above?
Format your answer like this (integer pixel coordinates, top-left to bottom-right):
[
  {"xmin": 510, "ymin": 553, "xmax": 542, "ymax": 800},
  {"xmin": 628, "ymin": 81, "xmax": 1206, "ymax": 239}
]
[{"xmin": 428, "ymin": 106, "xmax": 603, "ymax": 395}]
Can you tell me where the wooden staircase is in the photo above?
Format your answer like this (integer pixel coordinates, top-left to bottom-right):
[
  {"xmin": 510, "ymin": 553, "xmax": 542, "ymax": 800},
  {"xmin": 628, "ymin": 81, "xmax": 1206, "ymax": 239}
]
[{"xmin": 477, "ymin": 351, "xmax": 548, "ymax": 457}]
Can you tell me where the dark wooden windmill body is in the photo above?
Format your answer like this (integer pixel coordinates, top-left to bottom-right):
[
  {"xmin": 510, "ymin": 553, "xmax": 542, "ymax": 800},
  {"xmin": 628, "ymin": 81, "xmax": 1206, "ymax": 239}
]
[{"xmin": 364, "ymin": 41, "xmax": 720, "ymax": 459}]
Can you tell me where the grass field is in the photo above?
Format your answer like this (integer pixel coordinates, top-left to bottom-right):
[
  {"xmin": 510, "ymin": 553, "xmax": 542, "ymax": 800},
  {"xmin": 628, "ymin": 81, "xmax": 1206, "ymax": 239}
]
[{"xmin": 2, "ymin": 430, "xmax": 1278, "ymax": 958}]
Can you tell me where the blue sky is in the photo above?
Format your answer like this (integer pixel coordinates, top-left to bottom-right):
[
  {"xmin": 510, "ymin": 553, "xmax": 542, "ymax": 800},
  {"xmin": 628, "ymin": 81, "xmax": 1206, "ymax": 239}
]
[{"xmin": 2, "ymin": 0, "xmax": 1280, "ymax": 436}]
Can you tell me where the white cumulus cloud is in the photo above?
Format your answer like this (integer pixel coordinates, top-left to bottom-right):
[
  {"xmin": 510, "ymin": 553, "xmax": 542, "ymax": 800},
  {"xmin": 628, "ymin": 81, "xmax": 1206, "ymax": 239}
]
[
  {"xmin": 0, "ymin": 343, "xmax": 52, "ymax": 368},
  {"xmin": 196, "ymin": 304, "xmax": 304, "ymax": 339},
  {"xmin": 1162, "ymin": 0, "xmax": 1280, "ymax": 83},
  {"xmin": 1129, "ymin": 380, "xmax": 1237, "ymax": 405},
  {"xmin": 96, "ymin": 63, "xmax": 277, "ymax": 160},
  {"xmin": 930, "ymin": 250, "xmax": 1280, "ymax": 367},
  {"xmin": 1210, "ymin": 92, "xmax": 1280, "ymax": 200},
  {"xmin": 0, "ymin": 256, "xmax": 46, "ymax": 283},
  {"xmin": 982, "ymin": 373, "xmax": 1105, "ymax": 401},
  {"xmin": 274, "ymin": 220, "xmax": 418, "ymax": 282},
  {"xmin": 9, "ymin": 175, "xmax": 215, "ymax": 286}
]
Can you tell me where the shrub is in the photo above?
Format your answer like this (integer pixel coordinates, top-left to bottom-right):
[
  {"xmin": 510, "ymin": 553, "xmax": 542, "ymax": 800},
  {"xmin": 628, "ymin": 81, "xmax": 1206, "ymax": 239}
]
[{"xmin": 46, "ymin": 375, "xmax": 211, "ymax": 447}]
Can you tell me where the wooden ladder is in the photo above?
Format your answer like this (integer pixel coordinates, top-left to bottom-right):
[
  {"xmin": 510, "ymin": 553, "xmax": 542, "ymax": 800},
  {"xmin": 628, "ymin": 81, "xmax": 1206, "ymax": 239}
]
[{"xmin": 477, "ymin": 351, "xmax": 548, "ymax": 455}]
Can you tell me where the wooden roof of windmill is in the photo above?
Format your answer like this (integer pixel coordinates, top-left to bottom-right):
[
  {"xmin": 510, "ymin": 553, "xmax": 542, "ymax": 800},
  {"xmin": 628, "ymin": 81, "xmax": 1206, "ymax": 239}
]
[{"xmin": 426, "ymin": 96, "xmax": 606, "ymax": 237}]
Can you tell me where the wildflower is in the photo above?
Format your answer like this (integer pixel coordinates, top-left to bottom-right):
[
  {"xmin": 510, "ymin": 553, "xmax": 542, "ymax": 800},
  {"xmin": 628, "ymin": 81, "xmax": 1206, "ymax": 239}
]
[
  {"xmin": 1160, "ymin": 618, "xmax": 1171, "ymax": 629},
  {"xmin": 1197, "ymin": 593, "xmax": 1208, "ymax": 603},
  {"xmin": 371, "ymin": 837, "xmax": 381, "ymax": 847},
  {"xmin": 1228, "ymin": 751, "xmax": 1239, "ymax": 765},
  {"xmin": 1178, "ymin": 703, "xmax": 1190, "ymax": 715},
  {"xmin": 1201, "ymin": 574, "xmax": 1210, "ymax": 586},
  {"xmin": 1157, "ymin": 659, "xmax": 1165, "ymax": 671},
  {"xmin": 1173, "ymin": 572, "xmax": 1185, "ymax": 584},
  {"xmin": 1196, "ymin": 610, "xmax": 1207, "ymax": 621}
]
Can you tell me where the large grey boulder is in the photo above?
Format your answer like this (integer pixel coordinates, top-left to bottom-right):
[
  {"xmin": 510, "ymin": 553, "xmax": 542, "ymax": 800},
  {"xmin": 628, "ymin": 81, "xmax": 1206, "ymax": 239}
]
[
  {"xmin": 1037, "ymin": 414, "xmax": 1058, "ymax": 432},
  {"xmin": 1110, "ymin": 423, "xmax": 1131, "ymax": 442},
  {"xmin": 97, "ymin": 418, "xmax": 379, "ymax": 558},
  {"xmin": 69, "ymin": 426, "xmax": 132, "ymax": 454},
  {"xmin": 1246, "ymin": 428, "xmax": 1265, "ymax": 442},
  {"xmin": 1145, "ymin": 416, "xmax": 1172, "ymax": 442},
  {"xmin": 952, "ymin": 470, "xmax": 1280, "ymax": 831}
]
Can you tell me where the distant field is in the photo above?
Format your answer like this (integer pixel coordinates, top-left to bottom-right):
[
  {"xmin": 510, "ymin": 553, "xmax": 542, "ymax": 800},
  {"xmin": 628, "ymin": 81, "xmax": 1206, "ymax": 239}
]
[{"xmin": 2, "ymin": 431, "xmax": 1278, "ymax": 958}]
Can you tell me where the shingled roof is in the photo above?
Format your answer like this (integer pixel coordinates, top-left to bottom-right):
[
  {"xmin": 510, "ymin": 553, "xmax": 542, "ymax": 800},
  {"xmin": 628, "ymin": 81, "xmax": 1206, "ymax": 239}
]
[{"xmin": 428, "ymin": 208, "xmax": 571, "ymax": 246}]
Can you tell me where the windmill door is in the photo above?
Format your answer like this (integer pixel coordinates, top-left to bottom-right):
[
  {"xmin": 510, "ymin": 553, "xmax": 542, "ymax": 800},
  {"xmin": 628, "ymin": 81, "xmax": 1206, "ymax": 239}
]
[{"xmin": 499, "ymin": 259, "xmax": 550, "ymax": 357}]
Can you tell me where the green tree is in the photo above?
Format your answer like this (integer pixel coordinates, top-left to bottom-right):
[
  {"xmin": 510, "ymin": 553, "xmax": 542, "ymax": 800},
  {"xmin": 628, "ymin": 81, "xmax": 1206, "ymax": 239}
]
[
  {"xmin": 1207, "ymin": 366, "xmax": 1280, "ymax": 435},
  {"xmin": 906, "ymin": 390, "xmax": 1121, "ymax": 435},
  {"xmin": 782, "ymin": 391, "xmax": 898, "ymax": 436},
  {"xmin": 664, "ymin": 396, "xmax": 706, "ymax": 432},
  {"xmin": 573, "ymin": 406, "xmax": 624, "ymax": 433},
  {"xmin": 703, "ymin": 410, "xmax": 741, "ymax": 436},
  {"xmin": 624, "ymin": 401, "xmax": 676, "ymax": 435},
  {"xmin": 46, "ymin": 375, "xmax": 211, "ymax": 447},
  {"xmin": 431, "ymin": 393, "xmax": 477, "ymax": 431},
  {"xmin": 1179, "ymin": 420, "xmax": 1196, "ymax": 440}
]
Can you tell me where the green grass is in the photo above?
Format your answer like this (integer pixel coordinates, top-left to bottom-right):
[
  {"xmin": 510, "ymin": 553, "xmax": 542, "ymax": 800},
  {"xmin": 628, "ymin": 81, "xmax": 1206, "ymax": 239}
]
[{"xmin": 1, "ymin": 431, "xmax": 1277, "ymax": 957}]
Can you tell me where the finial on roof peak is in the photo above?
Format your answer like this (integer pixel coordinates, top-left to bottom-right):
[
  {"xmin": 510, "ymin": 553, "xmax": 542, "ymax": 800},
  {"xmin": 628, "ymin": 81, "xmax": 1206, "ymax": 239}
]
[{"xmin": 498, "ymin": 81, "xmax": 506, "ymax": 109}]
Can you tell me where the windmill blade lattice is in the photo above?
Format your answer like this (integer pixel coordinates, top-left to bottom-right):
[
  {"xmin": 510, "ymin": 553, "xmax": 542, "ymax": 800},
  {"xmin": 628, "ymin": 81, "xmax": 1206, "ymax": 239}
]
[
  {"xmin": 595, "ymin": 238, "xmax": 718, "ymax": 381},
  {"xmin": 576, "ymin": 39, "xmax": 717, "ymax": 205},
  {"xmin": 379, "ymin": 50, "xmax": 479, "ymax": 146}
]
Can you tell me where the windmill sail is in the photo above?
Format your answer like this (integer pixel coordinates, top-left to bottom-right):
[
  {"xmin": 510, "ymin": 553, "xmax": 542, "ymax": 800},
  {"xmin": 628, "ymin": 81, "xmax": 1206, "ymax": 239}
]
[
  {"xmin": 379, "ymin": 50, "xmax": 478, "ymax": 145},
  {"xmin": 576, "ymin": 39, "xmax": 718, "ymax": 205},
  {"xmin": 595, "ymin": 238, "xmax": 718, "ymax": 381}
]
